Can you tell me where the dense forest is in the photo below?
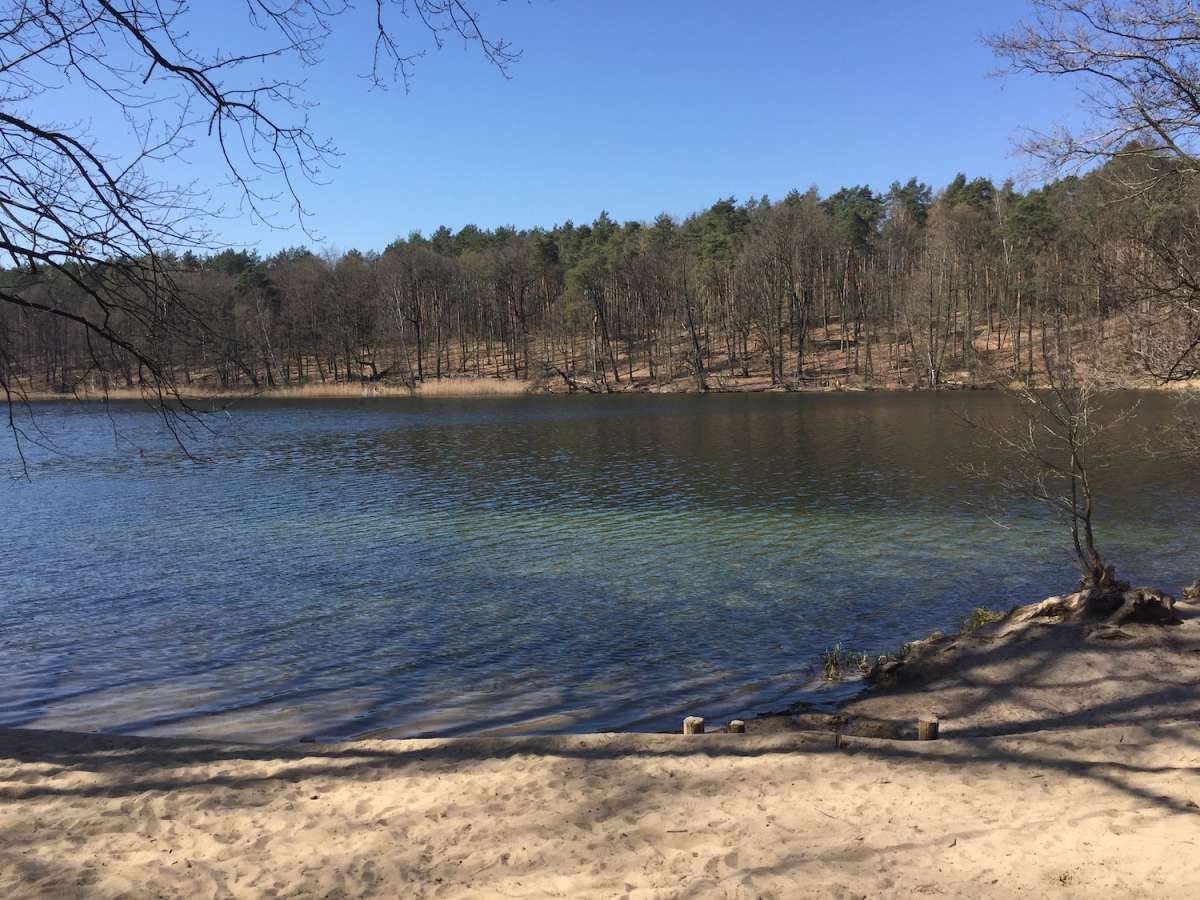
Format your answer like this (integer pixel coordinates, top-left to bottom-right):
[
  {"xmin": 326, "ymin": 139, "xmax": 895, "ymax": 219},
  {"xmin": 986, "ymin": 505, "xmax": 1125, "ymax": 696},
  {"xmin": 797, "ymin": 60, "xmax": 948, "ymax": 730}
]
[
  {"xmin": 4, "ymin": 0, "xmax": 1200, "ymax": 400},
  {"xmin": 3, "ymin": 153, "xmax": 1198, "ymax": 396}
]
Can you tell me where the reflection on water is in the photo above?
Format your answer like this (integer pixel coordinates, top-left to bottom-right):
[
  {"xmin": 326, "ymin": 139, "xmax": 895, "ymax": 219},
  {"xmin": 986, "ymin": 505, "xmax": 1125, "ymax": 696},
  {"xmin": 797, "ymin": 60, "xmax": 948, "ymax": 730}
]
[{"xmin": 1, "ymin": 393, "xmax": 1196, "ymax": 742}]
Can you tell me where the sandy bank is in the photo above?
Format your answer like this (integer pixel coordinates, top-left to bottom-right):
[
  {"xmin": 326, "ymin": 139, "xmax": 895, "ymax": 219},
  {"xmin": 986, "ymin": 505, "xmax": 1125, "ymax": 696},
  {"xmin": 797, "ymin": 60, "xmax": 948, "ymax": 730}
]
[
  {"xmin": 2, "ymin": 723, "xmax": 1199, "ymax": 896},
  {"xmin": 4, "ymin": 593, "xmax": 1200, "ymax": 897}
]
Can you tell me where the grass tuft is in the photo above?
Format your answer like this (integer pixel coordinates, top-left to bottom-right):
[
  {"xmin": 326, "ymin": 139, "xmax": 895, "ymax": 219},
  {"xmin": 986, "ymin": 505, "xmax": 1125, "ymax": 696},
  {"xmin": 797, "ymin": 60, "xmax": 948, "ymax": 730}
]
[
  {"xmin": 960, "ymin": 607, "xmax": 1005, "ymax": 634},
  {"xmin": 821, "ymin": 643, "xmax": 872, "ymax": 681}
]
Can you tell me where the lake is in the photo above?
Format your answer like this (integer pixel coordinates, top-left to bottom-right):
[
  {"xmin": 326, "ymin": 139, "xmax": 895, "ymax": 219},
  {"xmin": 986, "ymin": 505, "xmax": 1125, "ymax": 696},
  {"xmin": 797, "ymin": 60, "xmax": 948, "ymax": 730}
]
[{"xmin": 1, "ymin": 392, "xmax": 1196, "ymax": 742}]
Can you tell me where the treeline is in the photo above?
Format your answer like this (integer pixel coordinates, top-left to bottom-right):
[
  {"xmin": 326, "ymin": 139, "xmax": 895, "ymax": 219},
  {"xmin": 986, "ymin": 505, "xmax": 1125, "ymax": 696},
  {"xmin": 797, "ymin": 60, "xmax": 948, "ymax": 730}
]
[{"xmin": 3, "ymin": 155, "xmax": 1195, "ymax": 394}]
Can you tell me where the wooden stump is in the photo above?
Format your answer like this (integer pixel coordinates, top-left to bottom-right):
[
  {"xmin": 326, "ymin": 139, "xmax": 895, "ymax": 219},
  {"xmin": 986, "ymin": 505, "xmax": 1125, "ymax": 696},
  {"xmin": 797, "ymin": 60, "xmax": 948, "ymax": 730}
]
[
  {"xmin": 918, "ymin": 716, "xmax": 940, "ymax": 741},
  {"xmin": 683, "ymin": 716, "xmax": 705, "ymax": 735},
  {"xmin": 728, "ymin": 719, "xmax": 746, "ymax": 734}
]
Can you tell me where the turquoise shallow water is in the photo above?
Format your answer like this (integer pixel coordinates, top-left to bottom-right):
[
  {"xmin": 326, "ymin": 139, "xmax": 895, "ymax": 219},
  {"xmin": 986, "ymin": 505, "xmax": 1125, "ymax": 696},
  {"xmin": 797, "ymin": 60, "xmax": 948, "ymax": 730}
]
[{"xmin": 1, "ymin": 392, "xmax": 1195, "ymax": 742}]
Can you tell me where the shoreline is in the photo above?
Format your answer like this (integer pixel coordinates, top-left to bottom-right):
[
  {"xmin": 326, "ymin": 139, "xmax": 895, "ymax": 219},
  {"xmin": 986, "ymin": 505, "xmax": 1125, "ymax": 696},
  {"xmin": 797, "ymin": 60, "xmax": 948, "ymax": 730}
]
[
  {"xmin": 750, "ymin": 583, "xmax": 1200, "ymax": 740},
  {"xmin": 9, "ymin": 374, "xmax": 1199, "ymax": 403},
  {"xmin": 3, "ymin": 588, "xmax": 1199, "ymax": 896}
]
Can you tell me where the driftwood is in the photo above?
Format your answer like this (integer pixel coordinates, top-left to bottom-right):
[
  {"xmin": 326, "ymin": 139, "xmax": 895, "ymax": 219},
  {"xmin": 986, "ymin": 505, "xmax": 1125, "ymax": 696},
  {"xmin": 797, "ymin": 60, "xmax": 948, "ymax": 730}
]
[
  {"xmin": 1024, "ymin": 583, "xmax": 1181, "ymax": 628},
  {"xmin": 547, "ymin": 365, "xmax": 604, "ymax": 394}
]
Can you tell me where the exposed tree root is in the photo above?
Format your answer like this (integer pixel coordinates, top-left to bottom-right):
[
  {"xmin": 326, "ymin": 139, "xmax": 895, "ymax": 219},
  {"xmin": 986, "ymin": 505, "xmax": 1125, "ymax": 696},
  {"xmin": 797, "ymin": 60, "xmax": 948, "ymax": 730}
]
[
  {"xmin": 867, "ymin": 577, "xmax": 1184, "ymax": 688},
  {"xmin": 1021, "ymin": 582, "xmax": 1181, "ymax": 628}
]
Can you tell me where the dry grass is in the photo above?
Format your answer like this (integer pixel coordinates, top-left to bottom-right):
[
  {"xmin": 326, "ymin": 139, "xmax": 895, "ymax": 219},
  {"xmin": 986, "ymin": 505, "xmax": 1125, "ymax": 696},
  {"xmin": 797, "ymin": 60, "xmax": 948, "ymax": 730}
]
[
  {"xmin": 1157, "ymin": 378, "xmax": 1200, "ymax": 393},
  {"xmin": 14, "ymin": 377, "xmax": 536, "ymax": 403},
  {"xmin": 409, "ymin": 378, "xmax": 533, "ymax": 397},
  {"xmin": 243, "ymin": 379, "xmax": 534, "ymax": 399},
  {"xmin": 13, "ymin": 385, "xmax": 237, "ymax": 403}
]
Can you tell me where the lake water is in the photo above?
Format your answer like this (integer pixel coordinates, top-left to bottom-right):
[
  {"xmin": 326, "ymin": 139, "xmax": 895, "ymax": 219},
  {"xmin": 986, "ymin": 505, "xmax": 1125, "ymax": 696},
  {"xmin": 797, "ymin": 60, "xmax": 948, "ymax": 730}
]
[{"xmin": 1, "ymin": 393, "xmax": 1196, "ymax": 742}]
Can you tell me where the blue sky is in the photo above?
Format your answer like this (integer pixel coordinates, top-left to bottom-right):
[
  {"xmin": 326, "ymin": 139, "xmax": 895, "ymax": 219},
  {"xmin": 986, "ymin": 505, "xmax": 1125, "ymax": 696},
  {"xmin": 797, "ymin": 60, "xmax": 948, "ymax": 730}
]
[{"xmin": 62, "ymin": 1, "xmax": 1085, "ymax": 253}]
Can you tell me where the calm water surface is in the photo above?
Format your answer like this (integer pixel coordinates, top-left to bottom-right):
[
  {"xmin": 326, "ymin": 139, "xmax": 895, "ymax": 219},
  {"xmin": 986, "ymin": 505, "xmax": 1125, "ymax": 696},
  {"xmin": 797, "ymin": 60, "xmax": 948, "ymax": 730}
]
[{"xmin": 2, "ymin": 393, "xmax": 1196, "ymax": 742}]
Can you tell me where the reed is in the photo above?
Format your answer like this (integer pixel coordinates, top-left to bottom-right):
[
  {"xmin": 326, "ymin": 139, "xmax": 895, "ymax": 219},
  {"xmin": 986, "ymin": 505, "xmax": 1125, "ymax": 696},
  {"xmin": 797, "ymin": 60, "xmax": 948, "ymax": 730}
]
[
  {"xmin": 227, "ymin": 377, "xmax": 534, "ymax": 399},
  {"xmin": 822, "ymin": 643, "xmax": 872, "ymax": 681},
  {"xmin": 409, "ymin": 378, "xmax": 533, "ymax": 397},
  {"xmin": 18, "ymin": 377, "xmax": 536, "ymax": 402}
]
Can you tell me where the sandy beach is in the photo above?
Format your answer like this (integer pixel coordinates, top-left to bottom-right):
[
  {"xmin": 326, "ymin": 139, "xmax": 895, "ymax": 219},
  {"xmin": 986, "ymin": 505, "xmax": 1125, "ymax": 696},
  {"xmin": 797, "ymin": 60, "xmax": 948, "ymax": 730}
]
[
  {"xmin": 3, "ymin": 593, "xmax": 1200, "ymax": 898},
  {"xmin": 2, "ymin": 724, "xmax": 1198, "ymax": 898}
]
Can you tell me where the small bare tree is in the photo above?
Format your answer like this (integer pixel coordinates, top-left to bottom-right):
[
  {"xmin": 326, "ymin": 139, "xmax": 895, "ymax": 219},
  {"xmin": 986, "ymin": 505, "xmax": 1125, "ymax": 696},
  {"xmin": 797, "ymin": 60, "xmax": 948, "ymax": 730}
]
[
  {"xmin": 964, "ymin": 343, "xmax": 1122, "ymax": 589},
  {"xmin": 965, "ymin": 330, "xmax": 1181, "ymax": 623}
]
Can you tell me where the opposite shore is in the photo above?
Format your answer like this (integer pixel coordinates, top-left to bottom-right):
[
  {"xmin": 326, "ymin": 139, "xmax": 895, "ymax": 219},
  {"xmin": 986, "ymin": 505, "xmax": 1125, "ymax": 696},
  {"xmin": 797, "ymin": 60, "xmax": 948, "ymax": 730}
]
[{"xmin": 11, "ymin": 371, "xmax": 1200, "ymax": 403}]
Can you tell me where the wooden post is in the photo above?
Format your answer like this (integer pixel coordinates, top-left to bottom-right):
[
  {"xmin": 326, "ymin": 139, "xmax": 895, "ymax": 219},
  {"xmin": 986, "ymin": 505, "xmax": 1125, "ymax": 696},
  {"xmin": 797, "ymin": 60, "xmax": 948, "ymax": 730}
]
[
  {"xmin": 683, "ymin": 716, "xmax": 705, "ymax": 735},
  {"xmin": 918, "ymin": 716, "xmax": 940, "ymax": 741},
  {"xmin": 728, "ymin": 720, "xmax": 746, "ymax": 734}
]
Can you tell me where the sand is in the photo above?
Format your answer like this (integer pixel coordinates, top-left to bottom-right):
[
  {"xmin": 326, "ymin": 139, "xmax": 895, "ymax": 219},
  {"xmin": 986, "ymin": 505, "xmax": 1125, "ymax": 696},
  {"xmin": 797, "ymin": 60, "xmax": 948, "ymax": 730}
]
[
  {"xmin": 4, "ymin": 599, "xmax": 1200, "ymax": 898},
  {"xmin": 2, "ymin": 727, "xmax": 1198, "ymax": 897}
]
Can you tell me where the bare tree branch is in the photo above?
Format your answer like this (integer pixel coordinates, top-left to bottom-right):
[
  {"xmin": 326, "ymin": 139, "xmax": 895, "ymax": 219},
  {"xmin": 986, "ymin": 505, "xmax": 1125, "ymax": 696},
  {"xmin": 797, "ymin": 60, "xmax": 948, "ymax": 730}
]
[{"xmin": 0, "ymin": 0, "xmax": 520, "ymax": 454}]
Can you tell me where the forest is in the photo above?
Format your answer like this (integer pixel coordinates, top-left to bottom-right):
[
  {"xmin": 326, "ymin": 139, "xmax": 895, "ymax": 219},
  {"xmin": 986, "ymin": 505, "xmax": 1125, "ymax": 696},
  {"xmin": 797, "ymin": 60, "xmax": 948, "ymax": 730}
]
[
  {"xmin": 3, "ymin": 154, "xmax": 1199, "ymax": 397},
  {"xmin": 4, "ymin": 0, "xmax": 1200, "ymax": 401}
]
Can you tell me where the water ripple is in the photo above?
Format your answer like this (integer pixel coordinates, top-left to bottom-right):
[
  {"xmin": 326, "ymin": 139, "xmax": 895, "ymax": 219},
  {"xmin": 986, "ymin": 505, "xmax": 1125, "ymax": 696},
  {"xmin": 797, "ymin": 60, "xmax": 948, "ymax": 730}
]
[{"xmin": 1, "ymin": 393, "xmax": 1196, "ymax": 742}]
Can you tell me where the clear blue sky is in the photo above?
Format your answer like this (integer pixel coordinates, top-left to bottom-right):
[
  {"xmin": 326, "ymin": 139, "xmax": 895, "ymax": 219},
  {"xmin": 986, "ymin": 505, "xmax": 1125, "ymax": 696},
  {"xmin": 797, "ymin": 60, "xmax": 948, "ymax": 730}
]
[{"xmin": 68, "ymin": 1, "xmax": 1085, "ymax": 253}]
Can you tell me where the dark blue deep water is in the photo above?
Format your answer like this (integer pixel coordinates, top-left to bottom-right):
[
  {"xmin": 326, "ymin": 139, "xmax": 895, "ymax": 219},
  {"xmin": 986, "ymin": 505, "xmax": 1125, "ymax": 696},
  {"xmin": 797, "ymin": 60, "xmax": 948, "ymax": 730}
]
[{"xmin": 1, "ymin": 393, "xmax": 1196, "ymax": 741}]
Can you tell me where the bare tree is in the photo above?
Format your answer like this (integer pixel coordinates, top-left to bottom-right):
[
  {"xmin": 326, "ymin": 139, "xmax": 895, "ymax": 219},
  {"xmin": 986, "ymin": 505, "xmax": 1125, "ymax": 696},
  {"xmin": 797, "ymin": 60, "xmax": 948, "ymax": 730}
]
[
  {"xmin": 965, "ymin": 340, "xmax": 1193, "ymax": 624},
  {"xmin": 988, "ymin": 0, "xmax": 1200, "ymax": 382},
  {"xmin": 963, "ymin": 334, "xmax": 1129, "ymax": 588},
  {"xmin": 989, "ymin": 0, "xmax": 1200, "ymax": 174},
  {"xmin": 0, "ymin": 1, "xmax": 518, "ymax": 434}
]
